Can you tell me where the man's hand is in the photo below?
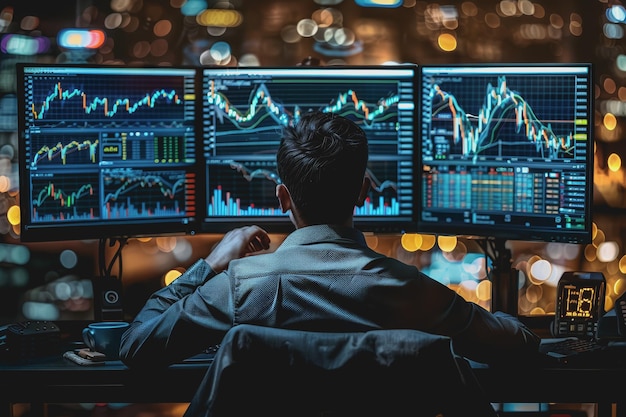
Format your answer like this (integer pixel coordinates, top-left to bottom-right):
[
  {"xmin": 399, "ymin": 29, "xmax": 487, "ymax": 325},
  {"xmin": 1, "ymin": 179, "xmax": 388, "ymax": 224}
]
[{"xmin": 204, "ymin": 225, "xmax": 271, "ymax": 273}]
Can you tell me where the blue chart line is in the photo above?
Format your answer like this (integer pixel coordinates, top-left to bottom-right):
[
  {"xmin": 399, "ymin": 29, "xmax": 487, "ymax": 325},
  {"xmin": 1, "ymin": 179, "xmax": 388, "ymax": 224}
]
[
  {"xmin": 207, "ymin": 161, "xmax": 282, "ymax": 217},
  {"xmin": 103, "ymin": 169, "xmax": 188, "ymax": 219},
  {"xmin": 204, "ymin": 80, "xmax": 399, "ymax": 150},
  {"xmin": 203, "ymin": 79, "xmax": 401, "ymax": 156},
  {"xmin": 206, "ymin": 161, "xmax": 400, "ymax": 217},
  {"xmin": 31, "ymin": 135, "xmax": 99, "ymax": 167},
  {"xmin": 31, "ymin": 174, "xmax": 100, "ymax": 222},
  {"xmin": 357, "ymin": 167, "xmax": 400, "ymax": 217},
  {"xmin": 206, "ymin": 80, "xmax": 399, "ymax": 128},
  {"xmin": 428, "ymin": 75, "xmax": 576, "ymax": 161},
  {"xmin": 31, "ymin": 75, "xmax": 185, "ymax": 122}
]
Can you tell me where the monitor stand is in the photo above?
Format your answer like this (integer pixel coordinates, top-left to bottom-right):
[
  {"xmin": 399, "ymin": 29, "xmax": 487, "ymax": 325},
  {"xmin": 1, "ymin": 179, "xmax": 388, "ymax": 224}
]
[
  {"xmin": 93, "ymin": 238, "xmax": 128, "ymax": 322},
  {"xmin": 480, "ymin": 238, "xmax": 519, "ymax": 316}
]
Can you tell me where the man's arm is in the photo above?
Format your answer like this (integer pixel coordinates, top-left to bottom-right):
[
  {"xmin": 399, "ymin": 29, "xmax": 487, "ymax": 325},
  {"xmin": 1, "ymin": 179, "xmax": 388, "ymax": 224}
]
[
  {"xmin": 204, "ymin": 225, "xmax": 272, "ymax": 273},
  {"xmin": 412, "ymin": 272, "xmax": 540, "ymax": 364},
  {"xmin": 452, "ymin": 307, "xmax": 541, "ymax": 364},
  {"xmin": 119, "ymin": 226, "xmax": 271, "ymax": 368}
]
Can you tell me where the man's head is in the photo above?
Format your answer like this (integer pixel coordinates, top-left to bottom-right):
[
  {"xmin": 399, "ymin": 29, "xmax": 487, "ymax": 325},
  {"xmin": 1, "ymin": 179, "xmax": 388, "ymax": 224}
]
[{"xmin": 276, "ymin": 111, "xmax": 369, "ymax": 227}]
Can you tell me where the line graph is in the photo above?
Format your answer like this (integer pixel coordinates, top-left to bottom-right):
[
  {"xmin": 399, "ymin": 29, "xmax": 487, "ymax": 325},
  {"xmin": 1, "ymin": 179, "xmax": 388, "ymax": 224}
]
[
  {"xmin": 203, "ymin": 77, "xmax": 403, "ymax": 156},
  {"xmin": 102, "ymin": 168, "xmax": 192, "ymax": 219},
  {"xmin": 199, "ymin": 67, "xmax": 418, "ymax": 229},
  {"xmin": 423, "ymin": 74, "xmax": 582, "ymax": 163},
  {"xmin": 417, "ymin": 65, "xmax": 593, "ymax": 244},
  {"xmin": 29, "ymin": 74, "xmax": 188, "ymax": 126},
  {"xmin": 206, "ymin": 161, "xmax": 282, "ymax": 216},
  {"xmin": 32, "ymin": 82, "xmax": 182, "ymax": 120},
  {"xmin": 206, "ymin": 160, "xmax": 403, "ymax": 217},
  {"xmin": 19, "ymin": 65, "xmax": 202, "ymax": 240},
  {"xmin": 205, "ymin": 80, "xmax": 400, "ymax": 129},
  {"xmin": 31, "ymin": 173, "xmax": 100, "ymax": 222},
  {"xmin": 30, "ymin": 134, "xmax": 99, "ymax": 167}
]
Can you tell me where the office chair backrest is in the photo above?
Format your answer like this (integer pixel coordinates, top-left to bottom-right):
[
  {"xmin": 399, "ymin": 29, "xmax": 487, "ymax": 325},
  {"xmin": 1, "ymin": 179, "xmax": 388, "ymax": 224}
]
[{"xmin": 184, "ymin": 324, "xmax": 498, "ymax": 417}]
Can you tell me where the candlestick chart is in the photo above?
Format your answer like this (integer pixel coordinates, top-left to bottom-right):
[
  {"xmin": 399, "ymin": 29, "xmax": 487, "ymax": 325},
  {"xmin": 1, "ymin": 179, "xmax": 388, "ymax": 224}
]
[
  {"xmin": 102, "ymin": 168, "xmax": 194, "ymax": 220},
  {"xmin": 28, "ymin": 74, "xmax": 189, "ymax": 129},
  {"xmin": 200, "ymin": 67, "xmax": 417, "ymax": 229},
  {"xmin": 18, "ymin": 64, "xmax": 420, "ymax": 240},
  {"xmin": 19, "ymin": 65, "xmax": 199, "ymax": 240},
  {"xmin": 30, "ymin": 173, "xmax": 100, "ymax": 222},
  {"xmin": 202, "ymin": 75, "xmax": 408, "ymax": 156},
  {"xmin": 417, "ymin": 65, "xmax": 593, "ymax": 244},
  {"xmin": 30, "ymin": 134, "xmax": 100, "ymax": 167},
  {"xmin": 422, "ymin": 73, "xmax": 584, "ymax": 163}
]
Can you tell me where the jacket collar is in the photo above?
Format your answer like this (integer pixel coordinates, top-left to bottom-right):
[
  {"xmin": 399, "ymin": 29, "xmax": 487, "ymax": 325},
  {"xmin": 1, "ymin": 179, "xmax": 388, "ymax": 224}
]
[{"xmin": 279, "ymin": 224, "xmax": 368, "ymax": 248}]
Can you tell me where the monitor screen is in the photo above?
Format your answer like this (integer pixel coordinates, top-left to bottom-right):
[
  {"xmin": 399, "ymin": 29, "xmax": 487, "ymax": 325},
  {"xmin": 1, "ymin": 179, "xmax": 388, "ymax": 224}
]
[
  {"xmin": 17, "ymin": 64, "xmax": 199, "ymax": 242},
  {"xmin": 200, "ymin": 65, "xmax": 419, "ymax": 233},
  {"xmin": 417, "ymin": 64, "xmax": 593, "ymax": 244}
]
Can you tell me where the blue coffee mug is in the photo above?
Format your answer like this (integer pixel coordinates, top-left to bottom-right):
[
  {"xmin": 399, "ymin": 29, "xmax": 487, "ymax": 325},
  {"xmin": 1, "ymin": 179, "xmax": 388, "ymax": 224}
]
[{"xmin": 82, "ymin": 321, "xmax": 129, "ymax": 359}]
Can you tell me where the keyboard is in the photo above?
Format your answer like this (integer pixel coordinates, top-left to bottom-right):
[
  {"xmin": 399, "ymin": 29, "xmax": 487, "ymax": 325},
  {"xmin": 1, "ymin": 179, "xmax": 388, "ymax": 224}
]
[{"xmin": 539, "ymin": 337, "xmax": 605, "ymax": 364}]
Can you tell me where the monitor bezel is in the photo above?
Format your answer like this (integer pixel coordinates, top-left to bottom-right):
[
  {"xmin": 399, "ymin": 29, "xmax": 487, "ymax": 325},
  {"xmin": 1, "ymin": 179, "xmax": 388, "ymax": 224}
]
[{"xmin": 415, "ymin": 63, "xmax": 594, "ymax": 244}]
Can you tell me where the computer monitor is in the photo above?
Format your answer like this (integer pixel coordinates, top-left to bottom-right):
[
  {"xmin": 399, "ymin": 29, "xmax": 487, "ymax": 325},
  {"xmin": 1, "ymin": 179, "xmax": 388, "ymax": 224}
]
[
  {"xmin": 417, "ymin": 64, "xmax": 594, "ymax": 245},
  {"xmin": 17, "ymin": 64, "xmax": 199, "ymax": 242},
  {"xmin": 199, "ymin": 65, "xmax": 419, "ymax": 233}
]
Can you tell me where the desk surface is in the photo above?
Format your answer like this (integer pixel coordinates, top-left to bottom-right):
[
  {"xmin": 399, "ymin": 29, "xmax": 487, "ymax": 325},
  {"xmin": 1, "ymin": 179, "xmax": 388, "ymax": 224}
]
[
  {"xmin": 0, "ymin": 352, "xmax": 624, "ymax": 406},
  {"xmin": 0, "ymin": 355, "xmax": 206, "ymax": 404},
  {"xmin": 1, "ymin": 319, "xmax": 625, "ymax": 417}
]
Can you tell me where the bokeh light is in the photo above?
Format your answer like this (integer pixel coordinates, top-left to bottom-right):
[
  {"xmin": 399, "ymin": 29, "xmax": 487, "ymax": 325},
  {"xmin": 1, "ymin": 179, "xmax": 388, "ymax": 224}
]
[{"xmin": 0, "ymin": 0, "xmax": 625, "ymax": 347}]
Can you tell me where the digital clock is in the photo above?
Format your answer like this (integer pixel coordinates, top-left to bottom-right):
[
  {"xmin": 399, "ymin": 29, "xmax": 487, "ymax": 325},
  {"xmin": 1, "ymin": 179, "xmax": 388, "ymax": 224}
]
[{"xmin": 554, "ymin": 271, "xmax": 605, "ymax": 338}]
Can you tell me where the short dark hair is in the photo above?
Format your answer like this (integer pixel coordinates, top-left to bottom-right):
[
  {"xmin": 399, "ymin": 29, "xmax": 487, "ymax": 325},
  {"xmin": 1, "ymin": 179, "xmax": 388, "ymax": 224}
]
[{"xmin": 276, "ymin": 111, "xmax": 369, "ymax": 225}]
